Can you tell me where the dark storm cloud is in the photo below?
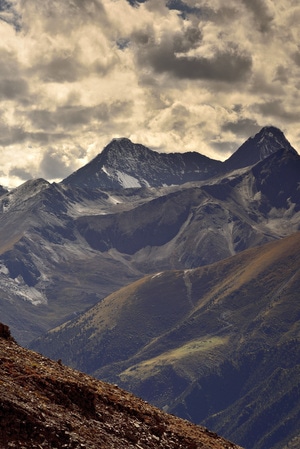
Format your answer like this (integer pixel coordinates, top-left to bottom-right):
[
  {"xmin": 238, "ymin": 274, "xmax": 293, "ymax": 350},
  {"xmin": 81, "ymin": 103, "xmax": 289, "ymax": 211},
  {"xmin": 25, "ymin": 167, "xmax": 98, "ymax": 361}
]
[
  {"xmin": 138, "ymin": 39, "xmax": 252, "ymax": 82},
  {"xmin": 222, "ymin": 118, "xmax": 260, "ymax": 138},
  {"xmin": 0, "ymin": 108, "xmax": 68, "ymax": 147}
]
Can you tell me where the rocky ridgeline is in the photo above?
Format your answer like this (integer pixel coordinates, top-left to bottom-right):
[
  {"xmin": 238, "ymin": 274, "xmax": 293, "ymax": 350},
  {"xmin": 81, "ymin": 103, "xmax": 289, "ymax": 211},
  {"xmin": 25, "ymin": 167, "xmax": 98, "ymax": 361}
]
[{"xmin": 0, "ymin": 324, "xmax": 243, "ymax": 449}]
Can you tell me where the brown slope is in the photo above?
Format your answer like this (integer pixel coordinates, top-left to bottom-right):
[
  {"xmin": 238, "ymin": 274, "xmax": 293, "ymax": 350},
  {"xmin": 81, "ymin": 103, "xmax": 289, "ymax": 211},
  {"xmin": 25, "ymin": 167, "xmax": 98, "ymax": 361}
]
[{"xmin": 0, "ymin": 324, "xmax": 243, "ymax": 449}]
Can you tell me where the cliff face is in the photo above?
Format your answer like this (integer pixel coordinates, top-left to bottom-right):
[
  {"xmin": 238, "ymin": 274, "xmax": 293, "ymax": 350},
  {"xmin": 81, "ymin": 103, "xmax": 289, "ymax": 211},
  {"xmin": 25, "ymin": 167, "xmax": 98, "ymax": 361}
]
[{"xmin": 0, "ymin": 325, "xmax": 243, "ymax": 449}]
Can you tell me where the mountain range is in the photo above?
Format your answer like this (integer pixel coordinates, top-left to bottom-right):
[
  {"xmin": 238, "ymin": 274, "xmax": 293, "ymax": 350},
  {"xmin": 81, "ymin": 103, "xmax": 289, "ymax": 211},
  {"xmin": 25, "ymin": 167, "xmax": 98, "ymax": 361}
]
[
  {"xmin": 0, "ymin": 125, "xmax": 299, "ymax": 449},
  {"xmin": 1, "ymin": 126, "xmax": 299, "ymax": 345}
]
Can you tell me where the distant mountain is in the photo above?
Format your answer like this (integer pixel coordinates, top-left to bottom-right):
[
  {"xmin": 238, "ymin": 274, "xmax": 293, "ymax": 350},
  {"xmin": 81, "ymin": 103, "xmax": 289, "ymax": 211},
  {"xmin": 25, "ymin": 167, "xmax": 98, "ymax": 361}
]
[
  {"xmin": 62, "ymin": 137, "xmax": 222, "ymax": 189},
  {"xmin": 0, "ymin": 324, "xmax": 242, "ymax": 449},
  {"xmin": 0, "ymin": 126, "xmax": 299, "ymax": 345},
  {"xmin": 223, "ymin": 126, "xmax": 296, "ymax": 171},
  {"xmin": 62, "ymin": 127, "xmax": 296, "ymax": 190},
  {"xmin": 31, "ymin": 231, "xmax": 300, "ymax": 449}
]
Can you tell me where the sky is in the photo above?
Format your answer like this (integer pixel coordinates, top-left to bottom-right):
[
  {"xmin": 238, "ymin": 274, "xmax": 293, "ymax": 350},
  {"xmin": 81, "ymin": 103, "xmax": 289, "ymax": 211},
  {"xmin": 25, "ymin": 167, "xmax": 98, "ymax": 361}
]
[{"xmin": 0, "ymin": 0, "xmax": 299, "ymax": 188}]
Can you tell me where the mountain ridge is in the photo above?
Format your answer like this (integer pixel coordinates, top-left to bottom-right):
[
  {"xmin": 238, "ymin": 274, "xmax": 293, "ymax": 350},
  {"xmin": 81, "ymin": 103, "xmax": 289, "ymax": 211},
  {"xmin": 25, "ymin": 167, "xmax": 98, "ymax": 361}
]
[
  {"xmin": 62, "ymin": 137, "xmax": 222, "ymax": 189},
  {"xmin": 62, "ymin": 126, "xmax": 296, "ymax": 190}
]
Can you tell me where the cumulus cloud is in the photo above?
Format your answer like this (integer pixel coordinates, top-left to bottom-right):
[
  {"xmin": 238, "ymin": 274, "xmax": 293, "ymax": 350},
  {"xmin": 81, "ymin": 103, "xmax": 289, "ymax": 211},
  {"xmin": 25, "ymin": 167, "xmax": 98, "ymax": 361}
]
[{"xmin": 0, "ymin": 0, "xmax": 299, "ymax": 188}]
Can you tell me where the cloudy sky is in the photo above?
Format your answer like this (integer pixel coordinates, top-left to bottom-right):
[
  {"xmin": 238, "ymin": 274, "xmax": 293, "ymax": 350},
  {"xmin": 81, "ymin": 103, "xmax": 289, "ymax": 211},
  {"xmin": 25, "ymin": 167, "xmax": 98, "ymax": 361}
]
[{"xmin": 0, "ymin": 0, "xmax": 299, "ymax": 187}]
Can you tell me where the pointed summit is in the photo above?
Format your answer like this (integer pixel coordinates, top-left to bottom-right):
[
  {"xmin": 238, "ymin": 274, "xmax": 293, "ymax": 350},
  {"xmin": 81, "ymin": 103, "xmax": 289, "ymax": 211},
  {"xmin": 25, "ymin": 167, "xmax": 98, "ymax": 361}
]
[
  {"xmin": 62, "ymin": 138, "xmax": 221, "ymax": 190},
  {"xmin": 224, "ymin": 126, "xmax": 297, "ymax": 171}
]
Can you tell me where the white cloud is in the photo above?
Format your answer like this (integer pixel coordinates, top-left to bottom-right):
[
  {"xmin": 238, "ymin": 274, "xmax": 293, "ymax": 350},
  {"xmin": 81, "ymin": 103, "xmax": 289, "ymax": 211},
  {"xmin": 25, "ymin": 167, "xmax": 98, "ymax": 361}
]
[{"xmin": 0, "ymin": 0, "xmax": 299, "ymax": 188}]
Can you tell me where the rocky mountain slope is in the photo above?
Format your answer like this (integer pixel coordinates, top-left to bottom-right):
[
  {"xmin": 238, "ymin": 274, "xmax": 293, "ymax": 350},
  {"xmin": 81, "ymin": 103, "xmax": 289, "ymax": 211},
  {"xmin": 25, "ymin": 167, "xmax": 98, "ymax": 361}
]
[
  {"xmin": 0, "ymin": 126, "xmax": 299, "ymax": 345},
  {"xmin": 223, "ymin": 125, "xmax": 296, "ymax": 171},
  {"xmin": 31, "ymin": 231, "xmax": 300, "ymax": 449},
  {"xmin": 62, "ymin": 137, "xmax": 222, "ymax": 189},
  {"xmin": 0, "ymin": 323, "xmax": 243, "ymax": 449}
]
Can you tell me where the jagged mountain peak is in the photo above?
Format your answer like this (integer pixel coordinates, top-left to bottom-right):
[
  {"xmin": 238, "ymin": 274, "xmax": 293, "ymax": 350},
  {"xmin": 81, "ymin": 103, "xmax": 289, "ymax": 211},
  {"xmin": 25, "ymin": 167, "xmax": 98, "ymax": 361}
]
[
  {"xmin": 253, "ymin": 125, "xmax": 296, "ymax": 155},
  {"xmin": 102, "ymin": 137, "xmax": 149, "ymax": 154},
  {"xmin": 224, "ymin": 125, "xmax": 296, "ymax": 171},
  {"xmin": 99, "ymin": 138, "xmax": 163, "ymax": 171},
  {"xmin": 62, "ymin": 138, "xmax": 221, "ymax": 189}
]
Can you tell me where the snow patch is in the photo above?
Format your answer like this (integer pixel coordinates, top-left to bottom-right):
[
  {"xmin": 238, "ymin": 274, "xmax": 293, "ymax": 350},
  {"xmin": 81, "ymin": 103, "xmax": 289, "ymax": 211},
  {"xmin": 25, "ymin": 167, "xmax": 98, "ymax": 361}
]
[
  {"xmin": 103, "ymin": 165, "xmax": 147, "ymax": 188},
  {"xmin": 116, "ymin": 170, "xmax": 142, "ymax": 188},
  {"xmin": 68, "ymin": 201, "xmax": 108, "ymax": 217}
]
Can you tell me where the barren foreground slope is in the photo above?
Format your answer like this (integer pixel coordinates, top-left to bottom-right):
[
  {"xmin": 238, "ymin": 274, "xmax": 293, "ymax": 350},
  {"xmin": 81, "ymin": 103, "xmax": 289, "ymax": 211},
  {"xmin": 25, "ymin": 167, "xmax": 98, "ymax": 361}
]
[{"xmin": 0, "ymin": 324, "xmax": 242, "ymax": 449}]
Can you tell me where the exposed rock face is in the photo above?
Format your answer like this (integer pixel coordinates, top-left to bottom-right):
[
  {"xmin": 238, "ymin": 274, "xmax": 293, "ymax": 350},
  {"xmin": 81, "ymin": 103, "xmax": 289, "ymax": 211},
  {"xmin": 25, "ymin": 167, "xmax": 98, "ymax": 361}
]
[
  {"xmin": 0, "ymin": 324, "xmax": 243, "ymax": 449},
  {"xmin": 62, "ymin": 137, "xmax": 222, "ymax": 189}
]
